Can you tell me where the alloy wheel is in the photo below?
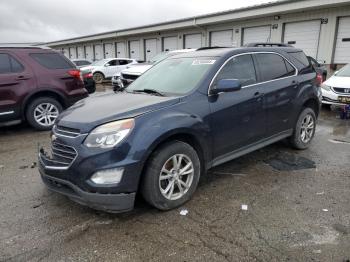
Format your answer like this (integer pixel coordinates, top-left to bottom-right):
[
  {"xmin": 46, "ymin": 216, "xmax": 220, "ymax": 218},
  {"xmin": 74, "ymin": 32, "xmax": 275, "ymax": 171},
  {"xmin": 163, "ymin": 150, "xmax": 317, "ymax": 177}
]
[
  {"xmin": 159, "ymin": 154, "xmax": 194, "ymax": 201},
  {"xmin": 34, "ymin": 103, "xmax": 59, "ymax": 127},
  {"xmin": 300, "ymin": 113, "xmax": 315, "ymax": 143}
]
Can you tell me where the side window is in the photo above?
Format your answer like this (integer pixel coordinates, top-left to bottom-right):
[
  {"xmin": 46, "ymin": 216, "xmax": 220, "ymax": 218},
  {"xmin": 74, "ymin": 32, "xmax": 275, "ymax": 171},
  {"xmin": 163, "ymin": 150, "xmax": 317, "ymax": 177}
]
[
  {"xmin": 214, "ymin": 54, "xmax": 257, "ymax": 87},
  {"xmin": 108, "ymin": 59, "xmax": 119, "ymax": 66},
  {"xmin": 255, "ymin": 53, "xmax": 295, "ymax": 82},
  {"xmin": 0, "ymin": 53, "xmax": 24, "ymax": 74},
  {"xmin": 119, "ymin": 60, "xmax": 129, "ymax": 65},
  {"xmin": 30, "ymin": 53, "xmax": 73, "ymax": 69},
  {"xmin": 0, "ymin": 54, "xmax": 12, "ymax": 74}
]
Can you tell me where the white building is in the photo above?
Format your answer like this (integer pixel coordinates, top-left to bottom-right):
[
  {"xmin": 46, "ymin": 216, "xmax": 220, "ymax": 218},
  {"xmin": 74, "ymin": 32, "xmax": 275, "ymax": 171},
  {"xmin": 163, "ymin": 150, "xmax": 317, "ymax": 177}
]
[{"xmin": 45, "ymin": 0, "xmax": 350, "ymax": 69}]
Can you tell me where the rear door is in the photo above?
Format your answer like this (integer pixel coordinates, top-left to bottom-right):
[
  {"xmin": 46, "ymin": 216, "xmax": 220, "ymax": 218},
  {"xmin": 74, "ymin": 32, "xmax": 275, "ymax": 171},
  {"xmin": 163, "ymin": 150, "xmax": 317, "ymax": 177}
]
[
  {"xmin": 209, "ymin": 54, "xmax": 266, "ymax": 160},
  {"xmin": 253, "ymin": 52, "xmax": 298, "ymax": 136},
  {"xmin": 0, "ymin": 52, "xmax": 35, "ymax": 122}
]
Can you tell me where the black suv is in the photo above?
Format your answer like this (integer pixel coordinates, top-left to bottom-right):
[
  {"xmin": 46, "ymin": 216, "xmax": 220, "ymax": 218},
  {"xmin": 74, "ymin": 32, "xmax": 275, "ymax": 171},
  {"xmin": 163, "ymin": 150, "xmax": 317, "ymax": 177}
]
[{"xmin": 39, "ymin": 47, "xmax": 322, "ymax": 213}]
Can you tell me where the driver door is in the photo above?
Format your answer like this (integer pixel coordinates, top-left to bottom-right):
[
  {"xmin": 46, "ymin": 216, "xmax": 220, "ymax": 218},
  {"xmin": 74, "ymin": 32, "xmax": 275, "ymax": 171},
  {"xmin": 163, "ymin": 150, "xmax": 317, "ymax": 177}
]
[
  {"xmin": 104, "ymin": 59, "xmax": 119, "ymax": 78},
  {"xmin": 208, "ymin": 54, "xmax": 266, "ymax": 160}
]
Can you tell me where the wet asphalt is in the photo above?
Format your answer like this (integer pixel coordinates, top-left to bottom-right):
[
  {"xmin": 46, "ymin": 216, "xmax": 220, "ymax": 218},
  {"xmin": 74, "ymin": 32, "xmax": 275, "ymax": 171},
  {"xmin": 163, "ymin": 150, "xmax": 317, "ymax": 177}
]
[{"xmin": 0, "ymin": 87, "xmax": 350, "ymax": 262}]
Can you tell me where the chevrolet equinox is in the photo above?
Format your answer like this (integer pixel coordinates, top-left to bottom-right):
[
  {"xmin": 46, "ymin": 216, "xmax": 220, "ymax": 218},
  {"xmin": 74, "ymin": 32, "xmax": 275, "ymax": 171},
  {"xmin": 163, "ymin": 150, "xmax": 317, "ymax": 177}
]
[{"xmin": 39, "ymin": 47, "xmax": 322, "ymax": 213}]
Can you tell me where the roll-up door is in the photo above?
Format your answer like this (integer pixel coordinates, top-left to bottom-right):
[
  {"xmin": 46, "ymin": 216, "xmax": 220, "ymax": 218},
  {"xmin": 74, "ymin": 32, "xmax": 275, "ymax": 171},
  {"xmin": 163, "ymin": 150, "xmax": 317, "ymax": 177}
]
[
  {"xmin": 163, "ymin": 36, "xmax": 178, "ymax": 51},
  {"xmin": 283, "ymin": 20, "xmax": 321, "ymax": 58},
  {"xmin": 210, "ymin": 30, "xmax": 233, "ymax": 47},
  {"xmin": 116, "ymin": 42, "xmax": 126, "ymax": 58},
  {"xmin": 77, "ymin": 46, "xmax": 84, "ymax": 59},
  {"xmin": 94, "ymin": 44, "xmax": 103, "ymax": 60},
  {"xmin": 242, "ymin": 26, "xmax": 271, "ymax": 45},
  {"xmin": 145, "ymin": 39, "xmax": 157, "ymax": 61},
  {"xmin": 129, "ymin": 40, "xmax": 140, "ymax": 60},
  {"xmin": 69, "ymin": 47, "xmax": 77, "ymax": 59},
  {"xmin": 104, "ymin": 43, "xmax": 115, "ymax": 58},
  {"xmin": 85, "ymin": 45, "xmax": 93, "ymax": 61},
  {"xmin": 334, "ymin": 17, "xmax": 350, "ymax": 64},
  {"xmin": 184, "ymin": 34, "xmax": 202, "ymax": 49}
]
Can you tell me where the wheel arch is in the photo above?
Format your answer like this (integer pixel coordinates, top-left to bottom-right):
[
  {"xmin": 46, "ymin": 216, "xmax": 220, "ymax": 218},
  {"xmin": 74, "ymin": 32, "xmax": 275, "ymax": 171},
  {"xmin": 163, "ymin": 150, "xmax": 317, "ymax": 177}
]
[
  {"xmin": 22, "ymin": 89, "xmax": 67, "ymax": 119},
  {"xmin": 302, "ymin": 98, "xmax": 320, "ymax": 118}
]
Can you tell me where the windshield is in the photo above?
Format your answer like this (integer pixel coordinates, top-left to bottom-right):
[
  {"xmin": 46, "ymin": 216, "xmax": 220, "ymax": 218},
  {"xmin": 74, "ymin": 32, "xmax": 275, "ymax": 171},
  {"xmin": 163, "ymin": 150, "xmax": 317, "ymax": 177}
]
[
  {"xmin": 336, "ymin": 64, "xmax": 350, "ymax": 77},
  {"xmin": 127, "ymin": 57, "xmax": 216, "ymax": 96},
  {"xmin": 91, "ymin": 59, "xmax": 108, "ymax": 66}
]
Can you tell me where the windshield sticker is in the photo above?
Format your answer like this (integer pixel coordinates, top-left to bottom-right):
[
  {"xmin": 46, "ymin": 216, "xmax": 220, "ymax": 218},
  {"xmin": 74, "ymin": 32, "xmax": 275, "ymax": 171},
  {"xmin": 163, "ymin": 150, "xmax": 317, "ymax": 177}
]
[{"xmin": 192, "ymin": 60, "xmax": 216, "ymax": 65}]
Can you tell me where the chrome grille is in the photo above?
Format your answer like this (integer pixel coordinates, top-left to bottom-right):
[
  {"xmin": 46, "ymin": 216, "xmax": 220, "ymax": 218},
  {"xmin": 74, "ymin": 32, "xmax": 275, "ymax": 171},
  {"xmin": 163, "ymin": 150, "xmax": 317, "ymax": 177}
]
[
  {"xmin": 51, "ymin": 141, "xmax": 77, "ymax": 166},
  {"xmin": 54, "ymin": 125, "xmax": 81, "ymax": 138},
  {"xmin": 121, "ymin": 73, "xmax": 139, "ymax": 81},
  {"xmin": 333, "ymin": 87, "xmax": 350, "ymax": 94}
]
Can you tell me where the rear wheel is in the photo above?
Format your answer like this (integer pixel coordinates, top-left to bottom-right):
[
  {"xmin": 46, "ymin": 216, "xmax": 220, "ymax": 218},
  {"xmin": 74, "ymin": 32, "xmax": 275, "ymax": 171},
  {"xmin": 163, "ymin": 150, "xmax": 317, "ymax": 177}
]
[
  {"xmin": 26, "ymin": 97, "xmax": 62, "ymax": 131},
  {"xmin": 289, "ymin": 107, "xmax": 316, "ymax": 150},
  {"xmin": 93, "ymin": 72, "xmax": 104, "ymax": 84},
  {"xmin": 141, "ymin": 141, "xmax": 201, "ymax": 210}
]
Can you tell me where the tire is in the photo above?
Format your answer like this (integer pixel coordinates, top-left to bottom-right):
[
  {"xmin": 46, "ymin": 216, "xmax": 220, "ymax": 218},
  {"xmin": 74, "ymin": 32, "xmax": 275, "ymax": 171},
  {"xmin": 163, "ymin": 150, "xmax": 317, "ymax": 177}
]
[
  {"xmin": 26, "ymin": 97, "xmax": 62, "ymax": 131},
  {"xmin": 93, "ymin": 72, "xmax": 104, "ymax": 84},
  {"xmin": 289, "ymin": 107, "xmax": 316, "ymax": 150},
  {"xmin": 141, "ymin": 141, "xmax": 201, "ymax": 210}
]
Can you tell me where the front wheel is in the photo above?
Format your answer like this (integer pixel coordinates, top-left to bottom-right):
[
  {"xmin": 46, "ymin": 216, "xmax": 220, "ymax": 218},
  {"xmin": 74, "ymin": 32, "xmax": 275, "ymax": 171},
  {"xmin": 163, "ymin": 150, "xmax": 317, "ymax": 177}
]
[
  {"xmin": 141, "ymin": 141, "xmax": 201, "ymax": 210},
  {"xmin": 289, "ymin": 107, "xmax": 316, "ymax": 150}
]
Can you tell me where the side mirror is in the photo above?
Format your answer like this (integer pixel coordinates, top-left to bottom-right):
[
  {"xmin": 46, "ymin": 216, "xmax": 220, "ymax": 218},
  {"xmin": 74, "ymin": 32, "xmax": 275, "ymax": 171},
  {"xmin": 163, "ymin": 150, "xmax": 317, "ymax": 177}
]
[
  {"xmin": 211, "ymin": 79, "xmax": 242, "ymax": 95},
  {"xmin": 334, "ymin": 70, "xmax": 339, "ymax": 75},
  {"xmin": 104, "ymin": 63, "xmax": 110, "ymax": 67}
]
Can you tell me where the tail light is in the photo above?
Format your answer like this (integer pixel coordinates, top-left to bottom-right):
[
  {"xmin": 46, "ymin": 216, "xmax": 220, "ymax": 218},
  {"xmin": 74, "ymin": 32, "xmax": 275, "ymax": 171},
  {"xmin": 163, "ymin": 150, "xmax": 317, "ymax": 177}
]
[
  {"xmin": 316, "ymin": 73, "xmax": 323, "ymax": 87},
  {"xmin": 83, "ymin": 72, "xmax": 93, "ymax": 79},
  {"xmin": 68, "ymin": 69, "xmax": 83, "ymax": 81}
]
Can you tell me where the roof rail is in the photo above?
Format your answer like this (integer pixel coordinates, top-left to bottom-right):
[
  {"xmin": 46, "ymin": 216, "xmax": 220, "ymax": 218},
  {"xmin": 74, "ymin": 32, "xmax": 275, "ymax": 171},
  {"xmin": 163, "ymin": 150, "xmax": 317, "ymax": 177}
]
[
  {"xmin": 196, "ymin": 46, "xmax": 230, "ymax": 51},
  {"xmin": 0, "ymin": 44, "xmax": 51, "ymax": 49},
  {"xmin": 243, "ymin": 42, "xmax": 293, "ymax": 47}
]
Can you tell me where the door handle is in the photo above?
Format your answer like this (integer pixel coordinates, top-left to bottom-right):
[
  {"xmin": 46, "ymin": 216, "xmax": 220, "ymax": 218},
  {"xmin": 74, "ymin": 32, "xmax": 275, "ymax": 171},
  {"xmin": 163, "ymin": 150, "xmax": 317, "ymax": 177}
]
[
  {"xmin": 16, "ymin": 75, "xmax": 30, "ymax": 80},
  {"xmin": 254, "ymin": 92, "xmax": 264, "ymax": 97}
]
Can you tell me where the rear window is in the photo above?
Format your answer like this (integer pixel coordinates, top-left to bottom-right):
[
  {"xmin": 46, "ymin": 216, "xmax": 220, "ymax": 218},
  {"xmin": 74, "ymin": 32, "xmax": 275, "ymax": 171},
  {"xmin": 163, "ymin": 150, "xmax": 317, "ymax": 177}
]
[
  {"xmin": 30, "ymin": 53, "xmax": 73, "ymax": 69},
  {"xmin": 74, "ymin": 60, "xmax": 90, "ymax": 66},
  {"xmin": 288, "ymin": 51, "xmax": 315, "ymax": 74}
]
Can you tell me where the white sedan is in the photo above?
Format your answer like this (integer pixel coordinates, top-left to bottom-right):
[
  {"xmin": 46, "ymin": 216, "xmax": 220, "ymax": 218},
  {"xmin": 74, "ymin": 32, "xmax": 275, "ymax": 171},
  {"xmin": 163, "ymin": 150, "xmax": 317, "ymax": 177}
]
[
  {"xmin": 81, "ymin": 58, "xmax": 138, "ymax": 84},
  {"xmin": 321, "ymin": 64, "xmax": 350, "ymax": 105}
]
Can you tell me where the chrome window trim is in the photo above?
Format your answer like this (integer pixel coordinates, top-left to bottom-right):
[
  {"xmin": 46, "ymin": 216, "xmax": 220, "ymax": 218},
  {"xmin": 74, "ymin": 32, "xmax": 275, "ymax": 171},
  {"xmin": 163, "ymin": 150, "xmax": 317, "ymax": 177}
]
[
  {"xmin": 208, "ymin": 51, "xmax": 299, "ymax": 96},
  {"xmin": 0, "ymin": 111, "xmax": 14, "ymax": 116}
]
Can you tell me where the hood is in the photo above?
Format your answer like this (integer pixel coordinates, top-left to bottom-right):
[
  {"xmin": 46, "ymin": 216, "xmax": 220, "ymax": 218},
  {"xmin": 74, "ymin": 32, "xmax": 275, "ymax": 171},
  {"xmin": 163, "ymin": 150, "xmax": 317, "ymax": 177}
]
[
  {"xmin": 121, "ymin": 64, "xmax": 153, "ymax": 75},
  {"xmin": 57, "ymin": 92, "xmax": 180, "ymax": 133},
  {"xmin": 324, "ymin": 76, "xmax": 350, "ymax": 88}
]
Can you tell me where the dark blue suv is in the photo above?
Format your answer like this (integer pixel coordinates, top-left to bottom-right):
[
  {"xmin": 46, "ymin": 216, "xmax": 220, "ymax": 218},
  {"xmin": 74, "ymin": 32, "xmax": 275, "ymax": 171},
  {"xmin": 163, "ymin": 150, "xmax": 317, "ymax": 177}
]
[{"xmin": 39, "ymin": 47, "xmax": 322, "ymax": 213}]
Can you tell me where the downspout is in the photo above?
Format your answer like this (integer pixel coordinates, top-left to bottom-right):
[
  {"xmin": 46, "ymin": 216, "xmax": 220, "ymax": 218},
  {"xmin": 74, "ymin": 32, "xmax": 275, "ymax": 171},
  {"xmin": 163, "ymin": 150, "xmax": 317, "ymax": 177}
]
[{"xmin": 193, "ymin": 18, "xmax": 207, "ymax": 46}]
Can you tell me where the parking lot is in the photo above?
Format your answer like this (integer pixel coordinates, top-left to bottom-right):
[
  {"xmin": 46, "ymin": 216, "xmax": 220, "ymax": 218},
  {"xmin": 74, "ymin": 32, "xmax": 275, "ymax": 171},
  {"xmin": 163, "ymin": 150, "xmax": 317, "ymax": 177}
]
[{"xmin": 0, "ymin": 85, "xmax": 349, "ymax": 262}]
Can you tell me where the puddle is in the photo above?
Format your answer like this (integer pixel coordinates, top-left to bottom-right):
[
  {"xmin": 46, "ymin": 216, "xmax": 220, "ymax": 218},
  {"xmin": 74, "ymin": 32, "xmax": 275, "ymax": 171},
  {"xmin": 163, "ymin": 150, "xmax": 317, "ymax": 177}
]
[{"xmin": 265, "ymin": 152, "xmax": 316, "ymax": 171}]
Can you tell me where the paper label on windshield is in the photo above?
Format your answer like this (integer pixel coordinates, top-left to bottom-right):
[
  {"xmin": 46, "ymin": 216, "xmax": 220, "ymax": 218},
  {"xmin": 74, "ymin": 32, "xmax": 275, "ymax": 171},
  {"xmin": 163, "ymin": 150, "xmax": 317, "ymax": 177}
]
[{"xmin": 192, "ymin": 60, "xmax": 216, "ymax": 65}]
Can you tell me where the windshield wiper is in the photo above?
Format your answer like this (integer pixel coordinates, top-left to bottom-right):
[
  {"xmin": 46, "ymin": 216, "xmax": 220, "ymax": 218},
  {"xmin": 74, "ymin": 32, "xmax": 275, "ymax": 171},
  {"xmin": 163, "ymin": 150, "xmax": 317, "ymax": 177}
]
[{"xmin": 132, "ymin": 89, "xmax": 165, "ymax": 96}]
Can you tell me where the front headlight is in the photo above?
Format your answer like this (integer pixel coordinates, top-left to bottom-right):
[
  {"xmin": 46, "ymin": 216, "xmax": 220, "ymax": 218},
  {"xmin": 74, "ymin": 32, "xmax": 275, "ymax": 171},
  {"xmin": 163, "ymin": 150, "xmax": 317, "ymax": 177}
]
[
  {"xmin": 321, "ymin": 84, "xmax": 331, "ymax": 91},
  {"xmin": 84, "ymin": 119, "xmax": 134, "ymax": 148}
]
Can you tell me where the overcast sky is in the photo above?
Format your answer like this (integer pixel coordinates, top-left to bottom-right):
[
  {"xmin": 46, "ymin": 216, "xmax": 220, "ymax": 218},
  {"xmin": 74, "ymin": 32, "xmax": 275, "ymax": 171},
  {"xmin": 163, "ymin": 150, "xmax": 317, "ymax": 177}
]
[{"xmin": 0, "ymin": 0, "xmax": 276, "ymax": 43}]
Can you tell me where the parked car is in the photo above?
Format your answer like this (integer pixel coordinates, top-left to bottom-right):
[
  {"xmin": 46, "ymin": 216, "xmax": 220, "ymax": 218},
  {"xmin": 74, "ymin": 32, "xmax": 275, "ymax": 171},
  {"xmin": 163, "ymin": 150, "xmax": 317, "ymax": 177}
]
[
  {"xmin": 112, "ymin": 49, "xmax": 195, "ymax": 90},
  {"xmin": 71, "ymin": 59, "xmax": 92, "ymax": 68},
  {"xmin": 39, "ymin": 47, "xmax": 321, "ymax": 213},
  {"xmin": 81, "ymin": 58, "xmax": 138, "ymax": 84},
  {"xmin": 81, "ymin": 68, "xmax": 96, "ymax": 94},
  {"xmin": 0, "ymin": 46, "xmax": 88, "ymax": 130},
  {"xmin": 321, "ymin": 63, "xmax": 350, "ymax": 105},
  {"xmin": 308, "ymin": 56, "xmax": 327, "ymax": 81}
]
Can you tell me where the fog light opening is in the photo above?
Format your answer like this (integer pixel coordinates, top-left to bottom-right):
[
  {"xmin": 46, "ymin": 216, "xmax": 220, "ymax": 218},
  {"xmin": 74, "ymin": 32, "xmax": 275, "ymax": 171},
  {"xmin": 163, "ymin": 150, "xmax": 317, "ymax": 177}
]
[{"xmin": 90, "ymin": 168, "xmax": 124, "ymax": 185}]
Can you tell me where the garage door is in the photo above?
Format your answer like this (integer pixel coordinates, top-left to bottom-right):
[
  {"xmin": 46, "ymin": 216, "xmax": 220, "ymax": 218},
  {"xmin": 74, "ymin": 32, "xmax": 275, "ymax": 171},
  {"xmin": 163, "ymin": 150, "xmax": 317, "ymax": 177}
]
[
  {"xmin": 242, "ymin": 26, "xmax": 271, "ymax": 45},
  {"xmin": 334, "ymin": 17, "xmax": 350, "ymax": 64},
  {"xmin": 69, "ymin": 47, "xmax": 77, "ymax": 59},
  {"xmin": 283, "ymin": 20, "xmax": 321, "ymax": 58},
  {"xmin": 129, "ymin": 40, "xmax": 140, "ymax": 60},
  {"xmin": 84, "ymin": 45, "xmax": 93, "ymax": 61},
  {"xmin": 104, "ymin": 43, "xmax": 115, "ymax": 58},
  {"xmin": 163, "ymin": 36, "xmax": 178, "ymax": 51},
  {"xmin": 77, "ymin": 46, "xmax": 84, "ymax": 59},
  {"xmin": 116, "ymin": 42, "xmax": 126, "ymax": 58},
  {"xmin": 210, "ymin": 30, "xmax": 233, "ymax": 47},
  {"xmin": 94, "ymin": 44, "xmax": 103, "ymax": 60},
  {"xmin": 145, "ymin": 39, "xmax": 157, "ymax": 61},
  {"xmin": 62, "ymin": 48, "xmax": 69, "ymax": 58},
  {"xmin": 184, "ymin": 34, "xmax": 202, "ymax": 49}
]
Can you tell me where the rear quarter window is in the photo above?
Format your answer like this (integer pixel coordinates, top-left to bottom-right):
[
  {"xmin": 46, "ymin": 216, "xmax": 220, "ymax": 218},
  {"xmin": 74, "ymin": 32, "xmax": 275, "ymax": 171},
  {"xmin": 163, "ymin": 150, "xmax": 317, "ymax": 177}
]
[
  {"xmin": 287, "ymin": 51, "xmax": 314, "ymax": 74},
  {"xmin": 30, "ymin": 53, "xmax": 74, "ymax": 69}
]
